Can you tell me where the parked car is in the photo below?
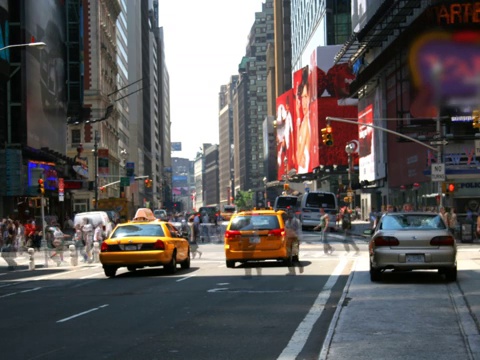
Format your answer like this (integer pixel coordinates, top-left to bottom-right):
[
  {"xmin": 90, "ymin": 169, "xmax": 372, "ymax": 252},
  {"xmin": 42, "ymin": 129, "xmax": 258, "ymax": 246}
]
[
  {"xmin": 224, "ymin": 209, "xmax": 299, "ymax": 268},
  {"xmin": 99, "ymin": 208, "xmax": 190, "ymax": 277},
  {"xmin": 365, "ymin": 212, "xmax": 457, "ymax": 282}
]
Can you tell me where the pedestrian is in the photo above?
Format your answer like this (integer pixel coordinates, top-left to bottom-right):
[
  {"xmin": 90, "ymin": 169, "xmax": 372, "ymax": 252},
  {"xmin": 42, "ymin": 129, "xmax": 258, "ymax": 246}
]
[
  {"xmin": 94, "ymin": 224, "xmax": 104, "ymax": 243},
  {"xmin": 15, "ymin": 220, "xmax": 25, "ymax": 254},
  {"xmin": 340, "ymin": 206, "xmax": 359, "ymax": 254},
  {"xmin": 439, "ymin": 206, "xmax": 450, "ymax": 229},
  {"xmin": 81, "ymin": 217, "xmax": 94, "ymax": 263},
  {"xmin": 477, "ymin": 214, "xmax": 480, "ymax": 240},
  {"xmin": 1, "ymin": 219, "xmax": 17, "ymax": 270},
  {"xmin": 314, "ymin": 208, "xmax": 334, "ymax": 255},
  {"xmin": 285, "ymin": 209, "xmax": 303, "ymax": 275},
  {"xmin": 188, "ymin": 216, "xmax": 202, "ymax": 259},
  {"xmin": 449, "ymin": 208, "xmax": 458, "ymax": 236},
  {"xmin": 73, "ymin": 223, "xmax": 88, "ymax": 262},
  {"xmin": 24, "ymin": 219, "xmax": 36, "ymax": 248}
]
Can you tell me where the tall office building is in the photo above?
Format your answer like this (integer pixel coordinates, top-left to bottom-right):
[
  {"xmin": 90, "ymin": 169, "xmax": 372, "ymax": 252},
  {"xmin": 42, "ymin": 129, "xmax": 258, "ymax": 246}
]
[
  {"xmin": 218, "ymin": 76, "xmax": 238, "ymax": 208},
  {"xmin": 233, "ymin": 0, "xmax": 274, "ymax": 193}
]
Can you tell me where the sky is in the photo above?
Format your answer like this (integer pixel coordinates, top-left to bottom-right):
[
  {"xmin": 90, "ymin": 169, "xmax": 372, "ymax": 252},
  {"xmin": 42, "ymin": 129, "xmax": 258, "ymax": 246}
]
[{"xmin": 158, "ymin": 0, "xmax": 265, "ymax": 161}]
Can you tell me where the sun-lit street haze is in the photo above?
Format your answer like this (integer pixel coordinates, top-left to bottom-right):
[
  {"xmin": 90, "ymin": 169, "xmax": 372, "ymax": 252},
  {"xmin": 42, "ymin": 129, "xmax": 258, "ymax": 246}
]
[{"xmin": 159, "ymin": 0, "xmax": 265, "ymax": 160}]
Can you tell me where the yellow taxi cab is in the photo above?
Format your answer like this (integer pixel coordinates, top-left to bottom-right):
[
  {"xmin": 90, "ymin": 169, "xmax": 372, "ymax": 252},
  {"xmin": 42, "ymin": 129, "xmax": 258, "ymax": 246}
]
[
  {"xmin": 99, "ymin": 208, "xmax": 190, "ymax": 277},
  {"xmin": 224, "ymin": 209, "xmax": 299, "ymax": 268}
]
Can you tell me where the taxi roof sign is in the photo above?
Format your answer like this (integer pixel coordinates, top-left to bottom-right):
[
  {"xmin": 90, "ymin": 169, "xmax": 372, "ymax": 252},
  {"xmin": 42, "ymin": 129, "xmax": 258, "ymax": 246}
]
[{"xmin": 133, "ymin": 208, "xmax": 156, "ymax": 221}]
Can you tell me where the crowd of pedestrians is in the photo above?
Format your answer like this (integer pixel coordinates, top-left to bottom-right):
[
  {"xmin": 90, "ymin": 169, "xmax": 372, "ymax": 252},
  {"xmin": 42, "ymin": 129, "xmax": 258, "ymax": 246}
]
[{"xmin": 0, "ymin": 213, "xmax": 115, "ymax": 269}]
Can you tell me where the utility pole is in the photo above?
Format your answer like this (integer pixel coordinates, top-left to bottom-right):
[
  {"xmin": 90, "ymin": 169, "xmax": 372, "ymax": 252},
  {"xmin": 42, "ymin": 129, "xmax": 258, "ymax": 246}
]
[{"xmin": 94, "ymin": 130, "xmax": 99, "ymax": 210}]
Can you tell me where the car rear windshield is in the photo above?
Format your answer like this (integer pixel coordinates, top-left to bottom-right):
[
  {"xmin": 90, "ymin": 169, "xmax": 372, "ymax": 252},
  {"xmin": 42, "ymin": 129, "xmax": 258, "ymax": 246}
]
[
  {"xmin": 380, "ymin": 214, "xmax": 447, "ymax": 230},
  {"xmin": 229, "ymin": 215, "xmax": 280, "ymax": 231},
  {"xmin": 111, "ymin": 224, "xmax": 165, "ymax": 238},
  {"xmin": 304, "ymin": 193, "xmax": 336, "ymax": 209},
  {"xmin": 276, "ymin": 197, "xmax": 298, "ymax": 209}
]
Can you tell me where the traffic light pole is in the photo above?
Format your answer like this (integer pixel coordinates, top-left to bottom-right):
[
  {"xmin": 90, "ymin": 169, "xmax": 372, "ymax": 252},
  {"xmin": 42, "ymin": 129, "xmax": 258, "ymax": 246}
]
[{"xmin": 94, "ymin": 130, "xmax": 99, "ymax": 210}]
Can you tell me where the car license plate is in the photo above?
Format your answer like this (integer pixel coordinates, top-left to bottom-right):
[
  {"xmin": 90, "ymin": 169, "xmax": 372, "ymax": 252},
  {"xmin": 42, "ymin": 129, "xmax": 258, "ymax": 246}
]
[
  {"xmin": 125, "ymin": 245, "xmax": 137, "ymax": 251},
  {"xmin": 249, "ymin": 236, "xmax": 260, "ymax": 244},
  {"xmin": 406, "ymin": 254, "xmax": 424, "ymax": 263}
]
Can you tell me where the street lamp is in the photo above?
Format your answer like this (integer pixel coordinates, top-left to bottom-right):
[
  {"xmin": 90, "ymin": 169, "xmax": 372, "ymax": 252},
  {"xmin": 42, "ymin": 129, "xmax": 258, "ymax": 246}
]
[
  {"xmin": 3, "ymin": 42, "xmax": 47, "ymax": 144},
  {"xmin": 0, "ymin": 41, "xmax": 47, "ymax": 52}
]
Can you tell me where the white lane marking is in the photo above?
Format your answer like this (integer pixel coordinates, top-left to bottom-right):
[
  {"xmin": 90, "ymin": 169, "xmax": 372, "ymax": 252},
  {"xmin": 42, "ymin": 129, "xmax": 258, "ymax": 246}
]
[
  {"xmin": 57, "ymin": 304, "xmax": 109, "ymax": 323},
  {"xmin": 0, "ymin": 286, "xmax": 41, "ymax": 298},
  {"xmin": 80, "ymin": 272, "xmax": 105, "ymax": 279},
  {"xmin": 277, "ymin": 258, "xmax": 349, "ymax": 360},
  {"xmin": 177, "ymin": 274, "xmax": 196, "ymax": 282}
]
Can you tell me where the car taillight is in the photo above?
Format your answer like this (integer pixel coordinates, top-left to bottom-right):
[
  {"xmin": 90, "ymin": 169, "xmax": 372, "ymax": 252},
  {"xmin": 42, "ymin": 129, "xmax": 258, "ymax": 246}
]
[
  {"xmin": 430, "ymin": 236, "xmax": 455, "ymax": 246},
  {"xmin": 100, "ymin": 242, "xmax": 109, "ymax": 252},
  {"xmin": 374, "ymin": 236, "xmax": 399, "ymax": 246},
  {"xmin": 268, "ymin": 228, "xmax": 285, "ymax": 236},
  {"xmin": 225, "ymin": 230, "xmax": 241, "ymax": 239},
  {"xmin": 153, "ymin": 240, "xmax": 165, "ymax": 250}
]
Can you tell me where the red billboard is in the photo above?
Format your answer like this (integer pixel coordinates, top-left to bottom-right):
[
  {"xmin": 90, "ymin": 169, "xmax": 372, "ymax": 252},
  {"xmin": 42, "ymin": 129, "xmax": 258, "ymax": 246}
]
[{"xmin": 276, "ymin": 45, "xmax": 358, "ymax": 179}]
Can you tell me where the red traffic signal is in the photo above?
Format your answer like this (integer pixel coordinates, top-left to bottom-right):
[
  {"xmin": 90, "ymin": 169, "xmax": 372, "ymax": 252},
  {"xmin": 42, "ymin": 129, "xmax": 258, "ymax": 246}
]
[
  {"xmin": 37, "ymin": 178, "xmax": 45, "ymax": 195},
  {"xmin": 447, "ymin": 183, "xmax": 455, "ymax": 193}
]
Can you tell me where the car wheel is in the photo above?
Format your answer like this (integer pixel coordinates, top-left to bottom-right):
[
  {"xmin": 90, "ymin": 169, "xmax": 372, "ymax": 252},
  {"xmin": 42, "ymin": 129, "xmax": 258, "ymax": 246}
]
[
  {"xmin": 444, "ymin": 266, "xmax": 457, "ymax": 282},
  {"xmin": 104, "ymin": 266, "xmax": 117, "ymax": 278},
  {"xmin": 127, "ymin": 266, "xmax": 136, "ymax": 272},
  {"xmin": 226, "ymin": 260, "xmax": 235, "ymax": 268},
  {"xmin": 369, "ymin": 262, "xmax": 381, "ymax": 282},
  {"xmin": 165, "ymin": 252, "xmax": 177, "ymax": 274},
  {"xmin": 181, "ymin": 252, "xmax": 191, "ymax": 269}
]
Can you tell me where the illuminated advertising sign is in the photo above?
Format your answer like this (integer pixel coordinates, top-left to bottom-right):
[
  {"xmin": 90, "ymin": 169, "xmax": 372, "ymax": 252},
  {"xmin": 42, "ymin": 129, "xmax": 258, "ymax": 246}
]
[
  {"xmin": 276, "ymin": 45, "xmax": 358, "ymax": 179},
  {"xmin": 28, "ymin": 160, "xmax": 57, "ymax": 191}
]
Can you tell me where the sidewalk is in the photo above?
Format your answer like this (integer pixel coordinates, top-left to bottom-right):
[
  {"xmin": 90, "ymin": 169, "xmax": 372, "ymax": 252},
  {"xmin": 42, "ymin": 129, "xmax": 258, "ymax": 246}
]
[
  {"xmin": 322, "ymin": 249, "xmax": 480, "ymax": 359},
  {"xmin": 0, "ymin": 248, "xmax": 99, "ymax": 271}
]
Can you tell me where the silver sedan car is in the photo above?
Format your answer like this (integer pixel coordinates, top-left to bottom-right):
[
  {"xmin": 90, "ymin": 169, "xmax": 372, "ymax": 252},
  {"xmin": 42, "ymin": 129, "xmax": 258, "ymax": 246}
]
[{"xmin": 365, "ymin": 212, "xmax": 457, "ymax": 282}]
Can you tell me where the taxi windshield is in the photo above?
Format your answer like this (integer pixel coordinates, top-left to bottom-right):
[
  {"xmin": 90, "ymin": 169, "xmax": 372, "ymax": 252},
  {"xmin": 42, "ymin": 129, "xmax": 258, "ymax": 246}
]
[
  {"xmin": 111, "ymin": 224, "xmax": 165, "ymax": 238},
  {"xmin": 230, "ymin": 215, "xmax": 279, "ymax": 231}
]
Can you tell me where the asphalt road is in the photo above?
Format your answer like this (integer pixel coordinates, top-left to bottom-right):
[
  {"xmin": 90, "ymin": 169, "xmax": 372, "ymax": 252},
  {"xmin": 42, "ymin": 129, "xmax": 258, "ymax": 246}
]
[{"xmin": 0, "ymin": 244, "xmax": 355, "ymax": 360}]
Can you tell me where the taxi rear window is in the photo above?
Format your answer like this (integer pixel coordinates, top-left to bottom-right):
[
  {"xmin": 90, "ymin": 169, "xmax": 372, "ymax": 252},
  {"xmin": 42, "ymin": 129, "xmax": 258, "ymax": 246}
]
[
  {"xmin": 229, "ymin": 215, "xmax": 280, "ymax": 231},
  {"xmin": 112, "ymin": 224, "xmax": 165, "ymax": 238}
]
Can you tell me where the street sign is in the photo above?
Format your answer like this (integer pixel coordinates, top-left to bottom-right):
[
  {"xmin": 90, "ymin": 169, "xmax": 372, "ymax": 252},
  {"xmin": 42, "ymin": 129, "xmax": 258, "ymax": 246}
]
[
  {"xmin": 431, "ymin": 163, "xmax": 445, "ymax": 182},
  {"xmin": 475, "ymin": 139, "xmax": 480, "ymax": 157},
  {"xmin": 429, "ymin": 140, "xmax": 448, "ymax": 146},
  {"xmin": 120, "ymin": 177, "xmax": 130, "ymax": 187}
]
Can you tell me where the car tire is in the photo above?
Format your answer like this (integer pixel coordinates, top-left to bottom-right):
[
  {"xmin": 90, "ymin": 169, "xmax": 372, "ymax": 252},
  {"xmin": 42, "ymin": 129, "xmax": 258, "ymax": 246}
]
[
  {"xmin": 181, "ymin": 252, "xmax": 191, "ymax": 269},
  {"xmin": 444, "ymin": 266, "xmax": 457, "ymax": 282},
  {"xmin": 165, "ymin": 252, "xmax": 177, "ymax": 274},
  {"xmin": 370, "ymin": 262, "xmax": 381, "ymax": 282},
  {"xmin": 127, "ymin": 266, "xmax": 136, "ymax": 272},
  {"xmin": 226, "ymin": 260, "xmax": 235, "ymax": 268},
  {"xmin": 104, "ymin": 266, "xmax": 117, "ymax": 278}
]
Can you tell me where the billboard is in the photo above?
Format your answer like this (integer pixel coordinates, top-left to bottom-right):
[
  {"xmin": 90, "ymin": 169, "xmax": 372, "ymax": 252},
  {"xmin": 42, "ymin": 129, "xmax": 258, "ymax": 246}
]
[
  {"xmin": 276, "ymin": 45, "xmax": 358, "ymax": 179},
  {"xmin": 25, "ymin": 1, "xmax": 67, "ymax": 152}
]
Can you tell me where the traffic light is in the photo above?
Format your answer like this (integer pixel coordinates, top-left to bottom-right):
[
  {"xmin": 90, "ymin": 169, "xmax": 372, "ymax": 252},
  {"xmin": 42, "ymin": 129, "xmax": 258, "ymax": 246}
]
[
  {"xmin": 446, "ymin": 182, "xmax": 455, "ymax": 194},
  {"xmin": 473, "ymin": 110, "xmax": 480, "ymax": 129},
  {"xmin": 37, "ymin": 178, "xmax": 45, "ymax": 195},
  {"xmin": 325, "ymin": 125, "xmax": 333, "ymax": 146},
  {"xmin": 321, "ymin": 128, "xmax": 327, "ymax": 145},
  {"xmin": 144, "ymin": 178, "xmax": 152, "ymax": 188}
]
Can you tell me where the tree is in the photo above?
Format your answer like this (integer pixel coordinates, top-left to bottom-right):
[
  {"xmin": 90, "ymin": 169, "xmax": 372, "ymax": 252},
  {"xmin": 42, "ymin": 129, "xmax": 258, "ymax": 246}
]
[{"xmin": 234, "ymin": 190, "xmax": 254, "ymax": 211}]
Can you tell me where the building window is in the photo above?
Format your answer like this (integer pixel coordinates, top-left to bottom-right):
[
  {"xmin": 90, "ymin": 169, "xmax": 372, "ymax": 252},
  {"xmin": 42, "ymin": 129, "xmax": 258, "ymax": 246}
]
[{"xmin": 71, "ymin": 129, "xmax": 81, "ymax": 144}]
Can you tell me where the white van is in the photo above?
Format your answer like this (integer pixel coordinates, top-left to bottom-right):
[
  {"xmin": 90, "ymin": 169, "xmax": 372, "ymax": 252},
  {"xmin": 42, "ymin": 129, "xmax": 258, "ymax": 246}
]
[
  {"xmin": 74, "ymin": 211, "xmax": 110, "ymax": 228},
  {"xmin": 299, "ymin": 191, "xmax": 338, "ymax": 231}
]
